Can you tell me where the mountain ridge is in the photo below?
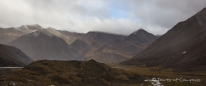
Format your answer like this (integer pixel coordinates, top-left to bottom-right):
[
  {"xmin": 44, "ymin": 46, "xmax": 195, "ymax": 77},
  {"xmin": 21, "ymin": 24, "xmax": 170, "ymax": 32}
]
[
  {"xmin": 1, "ymin": 23, "xmax": 158, "ymax": 63},
  {"xmin": 8, "ymin": 31, "xmax": 84, "ymax": 61},
  {"xmin": 0, "ymin": 43, "xmax": 33, "ymax": 66},
  {"xmin": 121, "ymin": 7, "xmax": 206, "ymax": 71},
  {"xmin": 83, "ymin": 29, "xmax": 158, "ymax": 63}
]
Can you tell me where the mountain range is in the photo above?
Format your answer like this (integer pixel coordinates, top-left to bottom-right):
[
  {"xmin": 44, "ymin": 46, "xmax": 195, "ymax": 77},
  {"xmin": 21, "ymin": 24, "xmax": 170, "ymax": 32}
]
[
  {"xmin": 8, "ymin": 31, "xmax": 84, "ymax": 61},
  {"xmin": 84, "ymin": 29, "xmax": 158, "ymax": 63},
  {"xmin": 1, "ymin": 6, "xmax": 206, "ymax": 86},
  {"xmin": 121, "ymin": 7, "xmax": 206, "ymax": 71},
  {"xmin": 0, "ymin": 24, "xmax": 158, "ymax": 63}
]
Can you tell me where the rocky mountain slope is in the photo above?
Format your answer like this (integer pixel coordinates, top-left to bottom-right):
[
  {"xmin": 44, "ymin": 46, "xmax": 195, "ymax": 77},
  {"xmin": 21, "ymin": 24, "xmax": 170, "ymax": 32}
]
[
  {"xmin": 125, "ymin": 29, "xmax": 158, "ymax": 48},
  {"xmin": 39, "ymin": 28, "xmax": 84, "ymax": 45},
  {"xmin": 0, "ymin": 44, "xmax": 33, "ymax": 66},
  {"xmin": 0, "ymin": 24, "xmax": 83, "ymax": 45},
  {"xmin": 1, "ymin": 24, "xmax": 157, "ymax": 63},
  {"xmin": 0, "ymin": 24, "xmax": 43, "ymax": 44},
  {"xmin": 8, "ymin": 31, "xmax": 84, "ymax": 61},
  {"xmin": 84, "ymin": 29, "xmax": 158, "ymax": 63},
  {"xmin": 121, "ymin": 7, "xmax": 206, "ymax": 71},
  {"xmin": 69, "ymin": 31, "xmax": 128, "ymax": 63}
]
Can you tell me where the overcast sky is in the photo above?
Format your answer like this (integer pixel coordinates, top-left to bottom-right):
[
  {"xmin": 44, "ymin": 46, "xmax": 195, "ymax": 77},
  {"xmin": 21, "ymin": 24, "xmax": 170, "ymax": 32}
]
[{"xmin": 0, "ymin": 0, "xmax": 206, "ymax": 35}]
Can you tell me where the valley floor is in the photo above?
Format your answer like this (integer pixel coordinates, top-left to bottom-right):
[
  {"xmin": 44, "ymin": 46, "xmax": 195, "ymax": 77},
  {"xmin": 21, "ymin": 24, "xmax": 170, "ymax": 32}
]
[
  {"xmin": 108, "ymin": 63, "xmax": 206, "ymax": 86},
  {"xmin": 1, "ymin": 64, "xmax": 206, "ymax": 86}
]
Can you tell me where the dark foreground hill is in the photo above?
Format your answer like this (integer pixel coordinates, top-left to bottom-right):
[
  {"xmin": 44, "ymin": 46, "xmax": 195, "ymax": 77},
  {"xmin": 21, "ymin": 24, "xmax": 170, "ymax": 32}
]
[
  {"xmin": 0, "ymin": 44, "xmax": 33, "ymax": 66},
  {"xmin": 1, "ymin": 60, "xmax": 143, "ymax": 86},
  {"xmin": 121, "ymin": 7, "xmax": 206, "ymax": 71}
]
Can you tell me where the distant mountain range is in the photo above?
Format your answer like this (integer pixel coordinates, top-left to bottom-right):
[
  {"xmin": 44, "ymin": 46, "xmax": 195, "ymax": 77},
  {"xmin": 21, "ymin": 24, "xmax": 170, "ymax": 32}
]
[
  {"xmin": 0, "ymin": 44, "xmax": 33, "ymax": 67},
  {"xmin": 122, "ymin": 7, "xmax": 206, "ymax": 71},
  {"xmin": 0, "ymin": 23, "xmax": 158, "ymax": 63},
  {"xmin": 8, "ymin": 31, "xmax": 84, "ymax": 61},
  {"xmin": 0, "ymin": 24, "xmax": 83, "ymax": 45},
  {"xmin": 83, "ymin": 29, "xmax": 158, "ymax": 63}
]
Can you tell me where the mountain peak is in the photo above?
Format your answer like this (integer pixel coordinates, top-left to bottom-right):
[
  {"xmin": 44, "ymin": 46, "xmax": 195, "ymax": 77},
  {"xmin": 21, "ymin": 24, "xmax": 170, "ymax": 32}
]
[
  {"xmin": 28, "ymin": 24, "xmax": 41, "ymax": 27},
  {"xmin": 27, "ymin": 24, "xmax": 43, "ymax": 30},
  {"xmin": 18, "ymin": 24, "xmax": 43, "ymax": 32},
  {"xmin": 125, "ymin": 29, "xmax": 157, "ymax": 44},
  {"xmin": 131, "ymin": 29, "xmax": 148, "ymax": 35}
]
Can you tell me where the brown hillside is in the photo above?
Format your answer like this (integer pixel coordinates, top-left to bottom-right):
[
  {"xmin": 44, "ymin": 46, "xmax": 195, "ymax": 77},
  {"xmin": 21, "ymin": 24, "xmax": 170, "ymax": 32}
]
[{"xmin": 121, "ymin": 7, "xmax": 206, "ymax": 71}]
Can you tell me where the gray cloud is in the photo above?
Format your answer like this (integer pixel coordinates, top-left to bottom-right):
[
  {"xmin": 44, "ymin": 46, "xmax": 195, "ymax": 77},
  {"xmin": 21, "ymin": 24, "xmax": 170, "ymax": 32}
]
[
  {"xmin": 124, "ymin": 0, "xmax": 206, "ymax": 34},
  {"xmin": 0, "ymin": 0, "xmax": 205, "ymax": 35}
]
